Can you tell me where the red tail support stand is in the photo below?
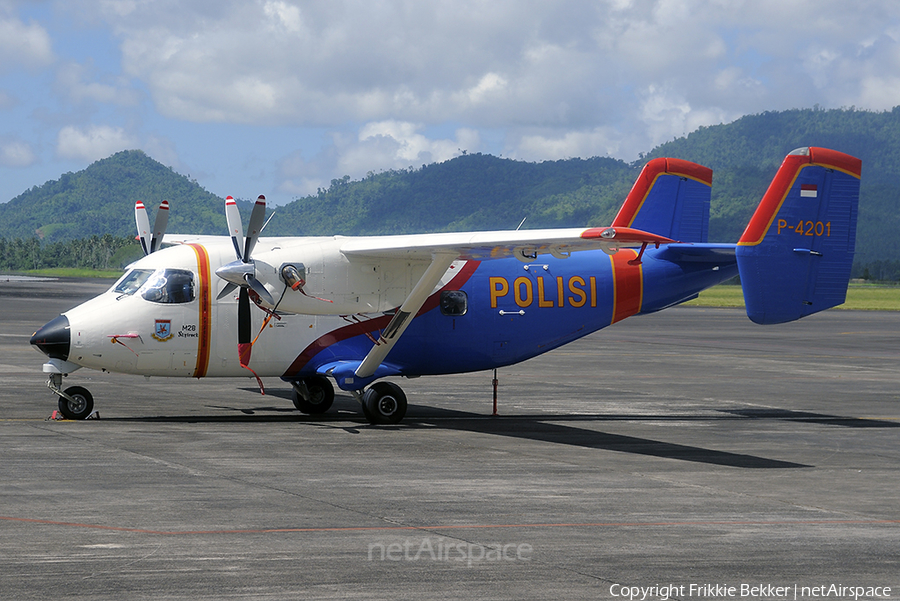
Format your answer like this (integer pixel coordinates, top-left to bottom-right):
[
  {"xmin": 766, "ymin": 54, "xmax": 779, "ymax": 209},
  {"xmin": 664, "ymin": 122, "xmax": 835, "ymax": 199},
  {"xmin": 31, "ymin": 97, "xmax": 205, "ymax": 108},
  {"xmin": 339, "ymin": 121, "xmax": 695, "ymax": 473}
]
[{"xmin": 628, "ymin": 242, "xmax": 648, "ymax": 266}]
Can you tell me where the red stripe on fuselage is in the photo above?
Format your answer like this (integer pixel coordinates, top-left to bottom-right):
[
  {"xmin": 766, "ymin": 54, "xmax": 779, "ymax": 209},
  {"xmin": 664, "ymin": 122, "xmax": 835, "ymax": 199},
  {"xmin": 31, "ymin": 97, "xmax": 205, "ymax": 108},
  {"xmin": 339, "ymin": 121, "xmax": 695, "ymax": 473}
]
[
  {"xmin": 282, "ymin": 260, "xmax": 480, "ymax": 379},
  {"xmin": 187, "ymin": 244, "xmax": 212, "ymax": 378},
  {"xmin": 610, "ymin": 250, "xmax": 642, "ymax": 323}
]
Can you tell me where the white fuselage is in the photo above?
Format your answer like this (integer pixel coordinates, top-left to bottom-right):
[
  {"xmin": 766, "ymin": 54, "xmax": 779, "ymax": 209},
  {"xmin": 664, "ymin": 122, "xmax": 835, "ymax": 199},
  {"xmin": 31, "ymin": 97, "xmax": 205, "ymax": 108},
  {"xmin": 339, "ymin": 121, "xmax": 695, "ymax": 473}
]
[{"xmin": 62, "ymin": 238, "xmax": 456, "ymax": 379}]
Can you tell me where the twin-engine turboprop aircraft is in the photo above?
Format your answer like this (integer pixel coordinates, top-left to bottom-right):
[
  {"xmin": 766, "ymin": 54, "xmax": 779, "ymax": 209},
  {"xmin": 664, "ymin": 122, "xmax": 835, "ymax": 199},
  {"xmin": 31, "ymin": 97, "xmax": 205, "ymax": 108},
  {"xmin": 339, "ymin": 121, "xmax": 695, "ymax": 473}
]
[{"xmin": 31, "ymin": 147, "xmax": 861, "ymax": 424}]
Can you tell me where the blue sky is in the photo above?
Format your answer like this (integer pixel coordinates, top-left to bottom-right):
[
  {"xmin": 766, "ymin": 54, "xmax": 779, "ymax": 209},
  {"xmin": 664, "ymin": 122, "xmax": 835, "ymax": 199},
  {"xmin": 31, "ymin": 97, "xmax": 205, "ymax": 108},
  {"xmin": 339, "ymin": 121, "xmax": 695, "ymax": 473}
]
[{"xmin": 1, "ymin": 0, "xmax": 899, "ymax": 206}]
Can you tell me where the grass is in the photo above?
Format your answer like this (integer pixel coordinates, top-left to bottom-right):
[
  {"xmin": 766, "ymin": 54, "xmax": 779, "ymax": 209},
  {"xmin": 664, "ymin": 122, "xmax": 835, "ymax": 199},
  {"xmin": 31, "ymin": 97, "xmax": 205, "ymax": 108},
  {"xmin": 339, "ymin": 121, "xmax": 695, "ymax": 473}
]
[
  {"xmin": 21, "ymin": 267, "xmax": 123, "ymax": 279},
  {"xmin": 685, "ymin": 283, "xmax": 900, "ymax": 311}
]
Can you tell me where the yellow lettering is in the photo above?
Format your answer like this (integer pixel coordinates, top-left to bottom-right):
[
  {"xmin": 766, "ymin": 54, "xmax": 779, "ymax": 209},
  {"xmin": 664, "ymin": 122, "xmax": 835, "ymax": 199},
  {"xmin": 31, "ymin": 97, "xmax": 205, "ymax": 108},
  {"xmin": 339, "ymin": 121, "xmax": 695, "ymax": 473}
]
[
  {"xmin": 489, "ymin": 277, "xmax": 509, "ymax": 309},
  {"xmin": 777, "ymin": 219, "xmax": 787, "ymax": 234},
  {"xmin": 514, "ymin": 277, "xmax": 532, "ymax": 308},
  {"xmin": 568, "ymin": 276, "xmax": 587, "ymax": 308},
  {"xmin": 557, "ymin": 277, "xmax": 564, "ymax": 307},
  {"xmin": 590, "ymin": 276, "xmax": 597, "ymax": 308},
  {"xmin": 537, "ymin": 277, "xmax": 554, "ymax": 308}
]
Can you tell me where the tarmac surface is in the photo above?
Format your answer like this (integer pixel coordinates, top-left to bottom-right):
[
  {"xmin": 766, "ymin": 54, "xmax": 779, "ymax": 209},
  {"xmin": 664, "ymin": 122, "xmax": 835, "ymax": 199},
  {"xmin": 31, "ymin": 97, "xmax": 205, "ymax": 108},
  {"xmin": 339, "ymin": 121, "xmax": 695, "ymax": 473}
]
[{"xmin": 1, "ymin": 277, "xmax": 898, "ymax": 600}]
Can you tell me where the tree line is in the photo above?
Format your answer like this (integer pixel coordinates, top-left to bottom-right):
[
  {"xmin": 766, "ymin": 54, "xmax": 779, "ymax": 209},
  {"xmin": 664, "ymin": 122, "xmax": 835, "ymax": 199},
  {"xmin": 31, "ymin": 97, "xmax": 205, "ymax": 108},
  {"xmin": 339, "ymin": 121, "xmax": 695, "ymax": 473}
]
[{"xmin": 0, "ymin": 235, "xmax": 141, "ymax": 272}]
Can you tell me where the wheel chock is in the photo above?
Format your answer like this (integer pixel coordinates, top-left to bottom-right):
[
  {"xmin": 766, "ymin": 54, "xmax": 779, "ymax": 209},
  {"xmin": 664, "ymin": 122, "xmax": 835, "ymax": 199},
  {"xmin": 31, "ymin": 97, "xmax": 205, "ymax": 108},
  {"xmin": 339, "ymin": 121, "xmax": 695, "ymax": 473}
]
[{"xmin": 46, "ymin": 410, "xmax": 100, "ymax": 421}]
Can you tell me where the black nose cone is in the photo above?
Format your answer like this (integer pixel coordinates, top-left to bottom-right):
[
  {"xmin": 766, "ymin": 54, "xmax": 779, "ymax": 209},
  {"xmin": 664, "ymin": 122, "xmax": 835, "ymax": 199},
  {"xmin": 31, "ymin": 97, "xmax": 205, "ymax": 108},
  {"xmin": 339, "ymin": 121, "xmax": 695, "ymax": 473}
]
[{"xmin": 31, "ymin": 314, "xmax": 70, "ymax": 360}]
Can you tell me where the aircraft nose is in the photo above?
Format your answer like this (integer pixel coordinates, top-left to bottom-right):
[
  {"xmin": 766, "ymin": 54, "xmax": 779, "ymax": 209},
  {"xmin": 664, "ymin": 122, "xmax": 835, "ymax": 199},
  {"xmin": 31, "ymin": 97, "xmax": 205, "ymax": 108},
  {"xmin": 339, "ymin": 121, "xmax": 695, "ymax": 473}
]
[{"xmin": 30, "ymin": 314, "xmax": 70, "ymax": 360}]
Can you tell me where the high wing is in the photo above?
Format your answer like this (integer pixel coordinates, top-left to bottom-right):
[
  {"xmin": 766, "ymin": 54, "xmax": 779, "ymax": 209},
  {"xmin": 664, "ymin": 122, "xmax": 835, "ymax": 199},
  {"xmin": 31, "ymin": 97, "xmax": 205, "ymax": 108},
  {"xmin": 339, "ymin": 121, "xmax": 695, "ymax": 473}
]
[
  {"xmin": 166, "ymin": 226, "xmax": 674, "ymax": 262},
  {"xmin": 338, "ymin": 226, "xmax": 673, "ymax": 262}
]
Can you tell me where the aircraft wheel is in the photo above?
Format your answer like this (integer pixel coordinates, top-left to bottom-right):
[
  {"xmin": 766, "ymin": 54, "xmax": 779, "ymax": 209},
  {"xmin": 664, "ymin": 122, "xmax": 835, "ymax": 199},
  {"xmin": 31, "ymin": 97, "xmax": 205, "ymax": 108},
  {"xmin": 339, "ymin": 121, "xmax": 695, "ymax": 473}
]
[
  {"xmin": 291, "ymin": 377, "xmax": 335, "ymax": 414},
  {"xmin": 362, "ymin": 381, "xmax": 407, "ymax": 425},
  {"xmin": 58, "ymin": 386, "xmax": 94, "ymax": 420}
]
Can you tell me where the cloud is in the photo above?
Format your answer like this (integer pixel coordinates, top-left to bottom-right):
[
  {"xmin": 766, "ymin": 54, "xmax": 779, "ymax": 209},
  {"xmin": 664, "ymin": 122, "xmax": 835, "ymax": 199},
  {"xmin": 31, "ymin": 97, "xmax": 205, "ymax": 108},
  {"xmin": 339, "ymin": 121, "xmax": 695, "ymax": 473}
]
[
  {"xmin": 277, "ymin": 121, "xmax": 480, "ymax": 196},
  {"xmin": 0, "ymin": 14, "xmax": 54, "ymax": 72},
  {"xmin": 56, "ymin": 60, "xmax": 141, "ymax": 106},
  {"xmin": 56, "ymin": 124, "xmax": 138, "ymax": 162},
  {"xmin": 0, "ymin": 138, "xmax": 36, "ymax": 167},
  {"xmin": 81, "ymin": 2, "xmax": 898, "ymax": 151}
]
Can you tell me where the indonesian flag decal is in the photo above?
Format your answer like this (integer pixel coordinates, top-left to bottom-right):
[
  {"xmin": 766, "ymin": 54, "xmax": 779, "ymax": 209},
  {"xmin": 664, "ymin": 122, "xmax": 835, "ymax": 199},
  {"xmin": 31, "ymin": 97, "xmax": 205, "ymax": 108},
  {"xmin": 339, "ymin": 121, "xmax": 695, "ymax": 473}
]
[{"xmin": 800, "ymin": 183, "xmax": 818, "ymax": 198}]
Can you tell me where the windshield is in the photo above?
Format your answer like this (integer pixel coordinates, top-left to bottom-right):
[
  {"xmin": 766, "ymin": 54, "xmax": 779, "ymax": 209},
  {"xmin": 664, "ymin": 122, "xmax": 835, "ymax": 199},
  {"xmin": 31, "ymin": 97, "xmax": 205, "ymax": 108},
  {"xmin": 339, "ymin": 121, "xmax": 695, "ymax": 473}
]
[{"xmin": 113, "ymin": 269, "xmax": 154, "ymax": 296}]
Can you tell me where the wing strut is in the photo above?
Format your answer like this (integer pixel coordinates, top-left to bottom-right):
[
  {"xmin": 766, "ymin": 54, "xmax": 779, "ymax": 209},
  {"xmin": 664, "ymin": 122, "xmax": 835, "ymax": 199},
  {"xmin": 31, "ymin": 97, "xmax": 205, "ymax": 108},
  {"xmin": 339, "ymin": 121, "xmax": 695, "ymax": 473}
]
[{"xmin": 355, "ymin": 253, "xmax": 456, "ymax": 379}]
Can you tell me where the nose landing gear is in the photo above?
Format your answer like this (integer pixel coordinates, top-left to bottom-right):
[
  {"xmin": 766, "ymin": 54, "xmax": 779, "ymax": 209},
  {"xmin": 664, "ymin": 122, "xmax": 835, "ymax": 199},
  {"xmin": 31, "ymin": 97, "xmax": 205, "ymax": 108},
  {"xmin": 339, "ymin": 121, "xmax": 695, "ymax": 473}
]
[{"xmin": 46, "ymin": 373, "xmax": 95, "ymax": 420}]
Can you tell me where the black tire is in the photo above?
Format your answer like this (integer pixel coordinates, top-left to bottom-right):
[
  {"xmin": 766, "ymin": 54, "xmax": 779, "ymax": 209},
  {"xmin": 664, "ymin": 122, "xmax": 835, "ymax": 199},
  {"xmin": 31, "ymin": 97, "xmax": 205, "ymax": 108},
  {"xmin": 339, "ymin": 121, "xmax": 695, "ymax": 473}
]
[
  {"xmin": 58, "ymin": 386, "xmax": 94, "ymax": 420},
  {"xmin": 291, "ymin": 377, "xmax": 335, "ymax": 414},
  {"xmin": 362, "ymin": 381, "xmax": 407, "ymax": 425}
]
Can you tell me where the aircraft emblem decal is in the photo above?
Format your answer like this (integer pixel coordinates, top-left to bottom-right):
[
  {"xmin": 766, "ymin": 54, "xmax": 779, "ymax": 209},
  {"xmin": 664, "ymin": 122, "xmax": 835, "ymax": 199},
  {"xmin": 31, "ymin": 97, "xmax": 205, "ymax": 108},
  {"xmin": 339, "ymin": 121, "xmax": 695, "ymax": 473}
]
[{"xmin": 152, "ymin": 319, "xmax": 174, "ymax": 342}]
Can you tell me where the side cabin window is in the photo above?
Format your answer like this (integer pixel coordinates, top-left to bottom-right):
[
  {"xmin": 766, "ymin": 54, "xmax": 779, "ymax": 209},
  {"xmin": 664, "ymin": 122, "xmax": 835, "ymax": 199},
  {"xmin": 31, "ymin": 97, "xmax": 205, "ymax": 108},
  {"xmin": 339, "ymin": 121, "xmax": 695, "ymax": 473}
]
[
  {"xmin": 141, "ymin": 269, "xmax": 195, "ymax": 304},
  {"xmin": 440, "ymin": 290, "xmax": 467, "ymax": 316}
]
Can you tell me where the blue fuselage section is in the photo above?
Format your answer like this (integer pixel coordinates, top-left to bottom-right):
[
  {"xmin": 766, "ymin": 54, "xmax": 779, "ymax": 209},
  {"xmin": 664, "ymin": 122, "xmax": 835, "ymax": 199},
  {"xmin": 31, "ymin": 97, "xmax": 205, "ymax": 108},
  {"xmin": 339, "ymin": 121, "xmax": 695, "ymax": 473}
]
[{"xmin": 289, "ymin": 247, "xmax": 738, "ymax": 385}]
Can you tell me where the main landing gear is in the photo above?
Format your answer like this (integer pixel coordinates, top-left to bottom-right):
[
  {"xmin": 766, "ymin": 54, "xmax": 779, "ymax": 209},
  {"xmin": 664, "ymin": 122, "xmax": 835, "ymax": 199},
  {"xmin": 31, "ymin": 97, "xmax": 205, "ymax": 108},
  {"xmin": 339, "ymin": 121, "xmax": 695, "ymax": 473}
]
[
  {"xmin": 290, "ymin": 376, "xmax": 335, "ymax": 414},
  {"xmin": 360, "ymin": 381, "xmax": 407, "ymax": 425},
  {"xmin": 290, "ymin": 377, "xmax": 407, "ymax": 425}
]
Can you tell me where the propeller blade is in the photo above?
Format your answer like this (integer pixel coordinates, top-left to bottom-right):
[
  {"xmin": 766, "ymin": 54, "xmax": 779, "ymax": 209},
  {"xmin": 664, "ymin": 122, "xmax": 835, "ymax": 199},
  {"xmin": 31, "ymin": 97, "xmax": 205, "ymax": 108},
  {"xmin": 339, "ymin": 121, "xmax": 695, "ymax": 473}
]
[
  {"xmin": 237, "ymin": 285, "xmax": 266, "ymax": 395},
  {"xmin": 216, "ymin": 282, "xmax": 238, "ymax": 300},
  {"xmin": 149, "ymin": 200, "xmax": 169, "ymax": 253},
  {"xmin": 238, "ymin": 287, "xmax": 251, "ymax": 346},
  {"xmin": 225, "ymin": 196, "xmax": 243, "ymax": 260},
  {"xmin": 134, "ymin": 200, "xmax": 151, "ymax": 255},
  {"xmin": 243, "ymin": 195, "xmax": 266, "ymax": 262},
  {"xmin": 245, "ymin": 274, "xmax": 275, "ymax": 306}
]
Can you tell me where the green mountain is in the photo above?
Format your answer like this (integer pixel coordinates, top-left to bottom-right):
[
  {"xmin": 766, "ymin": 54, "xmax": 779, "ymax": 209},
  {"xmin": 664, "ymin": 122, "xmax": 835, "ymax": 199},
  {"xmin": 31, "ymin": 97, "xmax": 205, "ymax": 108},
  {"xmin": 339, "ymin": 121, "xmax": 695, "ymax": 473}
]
[
  {"xmin": 264, "ymin": 154, "xmax": 637, "ymax": 236},
  {"xmin": 0, "ymin": 150, "xmax": 237, "ymax": 242},
  {"xmin": 1, "ymin": 107, "xmax": 898, "ymax": 271}
]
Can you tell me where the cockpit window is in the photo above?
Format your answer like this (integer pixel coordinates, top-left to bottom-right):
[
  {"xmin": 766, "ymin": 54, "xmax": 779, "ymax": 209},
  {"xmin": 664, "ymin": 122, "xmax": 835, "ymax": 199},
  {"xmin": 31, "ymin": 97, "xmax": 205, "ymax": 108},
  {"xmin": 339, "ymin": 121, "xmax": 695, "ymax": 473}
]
[
  {"xmin": 113, "ymin": 269, "xmax": 154, "ymax": 296},
  {"xmin": 140, "ymin": 269, "xmax": 195, "ymax": 304}
]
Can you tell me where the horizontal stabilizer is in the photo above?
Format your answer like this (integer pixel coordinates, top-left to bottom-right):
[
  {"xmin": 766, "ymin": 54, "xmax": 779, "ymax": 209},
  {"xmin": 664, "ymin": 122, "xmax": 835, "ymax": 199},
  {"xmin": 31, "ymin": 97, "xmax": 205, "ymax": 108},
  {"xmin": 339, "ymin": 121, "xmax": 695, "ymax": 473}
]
[{"xmin": 659, "ymin": 243, "xmax": 737, "ymax": 263}]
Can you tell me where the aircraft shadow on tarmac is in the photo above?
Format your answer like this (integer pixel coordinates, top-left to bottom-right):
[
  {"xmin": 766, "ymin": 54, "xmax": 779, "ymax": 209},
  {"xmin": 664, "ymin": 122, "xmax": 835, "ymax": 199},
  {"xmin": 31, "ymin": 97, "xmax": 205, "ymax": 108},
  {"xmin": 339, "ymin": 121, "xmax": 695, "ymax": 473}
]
[{"xmin": 92, "ymin": 390, "xmax": 876, "ymax": 470}]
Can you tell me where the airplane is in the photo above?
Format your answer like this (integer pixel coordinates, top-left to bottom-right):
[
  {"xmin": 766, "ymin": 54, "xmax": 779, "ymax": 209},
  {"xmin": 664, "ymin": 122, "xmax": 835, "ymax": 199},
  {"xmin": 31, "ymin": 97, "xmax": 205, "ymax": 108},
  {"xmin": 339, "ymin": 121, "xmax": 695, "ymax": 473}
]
[{"xmin": 30, "ymin": 147, "xmax": 861, "ymax": 424}]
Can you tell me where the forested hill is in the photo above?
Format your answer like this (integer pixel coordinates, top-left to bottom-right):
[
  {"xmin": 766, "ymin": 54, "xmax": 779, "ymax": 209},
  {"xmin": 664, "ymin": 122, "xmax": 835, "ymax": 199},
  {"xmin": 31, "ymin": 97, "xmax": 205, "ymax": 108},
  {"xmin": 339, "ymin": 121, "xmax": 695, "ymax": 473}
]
[
  {"xmin": 0, "ymin": 107, "xmax": 898, "ymax": 269},
  {"xmin": 0, "ymin": 150, "xmax": 244, "ymax": 241},
  {"xmin": 264, "ymin": 155, "xmax": 636, "ymax": 236}
]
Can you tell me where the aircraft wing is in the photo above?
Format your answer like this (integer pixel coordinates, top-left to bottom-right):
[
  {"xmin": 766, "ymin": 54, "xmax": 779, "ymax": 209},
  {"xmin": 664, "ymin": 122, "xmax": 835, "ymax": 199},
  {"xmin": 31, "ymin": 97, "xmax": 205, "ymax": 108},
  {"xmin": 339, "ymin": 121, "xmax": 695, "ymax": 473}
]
[{"xmin": 339, "ymin": 226, "xmax": 674, "ymax": 262}]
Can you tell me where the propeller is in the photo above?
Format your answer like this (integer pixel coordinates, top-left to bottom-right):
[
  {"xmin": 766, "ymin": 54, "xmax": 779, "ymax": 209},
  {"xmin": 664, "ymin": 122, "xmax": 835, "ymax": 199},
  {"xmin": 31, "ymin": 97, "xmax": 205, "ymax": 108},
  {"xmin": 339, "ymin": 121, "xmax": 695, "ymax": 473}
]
[
  {"xmin": 215, "ymin": 195, "xmax": 273, "ymax": 394},
  {"xmin": 134, "ymin": 200, "xmax": 170, "ymax": 255},
  {"xmin": 215, "ymin": 195, "xmax": 275, "ymax": 305}
]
